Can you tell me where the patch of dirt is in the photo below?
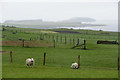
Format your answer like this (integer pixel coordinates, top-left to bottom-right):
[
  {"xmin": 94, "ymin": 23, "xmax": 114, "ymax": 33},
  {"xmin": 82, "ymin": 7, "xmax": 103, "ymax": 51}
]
[
  {"xmin": 0, "ymin": 51, "xmax": 10, "ymax": 53},
  {"xmin": 1, "ymin": 41, "xmax": 53, "ymax": 47}
]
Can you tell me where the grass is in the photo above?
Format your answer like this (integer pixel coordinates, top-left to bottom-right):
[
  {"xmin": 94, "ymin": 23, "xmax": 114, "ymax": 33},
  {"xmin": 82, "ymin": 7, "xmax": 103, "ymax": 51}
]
[
  {"xmin": 1, "ymin": 27, "xmax": 118, "ymax": 78},
  {"xmin": 3, "ymin": 65, "xmax": 118, "ymax": 78}
]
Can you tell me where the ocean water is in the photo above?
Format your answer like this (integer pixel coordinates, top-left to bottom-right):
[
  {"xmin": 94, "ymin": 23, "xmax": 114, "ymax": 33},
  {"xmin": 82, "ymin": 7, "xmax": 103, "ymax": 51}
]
[
  {"xmin": 20, "ymin": 20, "xmax": 118, "ymax": 32},
  {"xmin": 57, "ymin": 26, "xmax": 118, "ymax": 32},
  {"xmin": 15, "ymin": 25, "xmax": 118, "ymax": 32}
]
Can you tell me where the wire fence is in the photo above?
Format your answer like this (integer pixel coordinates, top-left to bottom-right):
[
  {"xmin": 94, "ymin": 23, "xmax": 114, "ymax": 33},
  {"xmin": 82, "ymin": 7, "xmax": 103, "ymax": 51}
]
[{"xmin": 2, "ymin": 27, "xmax": 118, "ymax": 48}]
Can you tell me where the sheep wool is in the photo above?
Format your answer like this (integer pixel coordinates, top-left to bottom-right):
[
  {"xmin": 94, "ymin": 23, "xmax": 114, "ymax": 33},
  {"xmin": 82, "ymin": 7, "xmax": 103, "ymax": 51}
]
[
  {"xmin": 26, "ymin": 58, "xmax": 35, "ymax": 67},
  {"xmin": 71, "ymin": 62, "xmax": 79, "ymax": 69}
]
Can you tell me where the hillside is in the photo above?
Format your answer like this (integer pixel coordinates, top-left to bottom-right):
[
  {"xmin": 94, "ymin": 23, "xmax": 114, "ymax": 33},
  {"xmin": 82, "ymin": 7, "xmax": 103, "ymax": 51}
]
[{"xmin": 3, "ymin": 17, "xmax": 104, "ymax": 28}]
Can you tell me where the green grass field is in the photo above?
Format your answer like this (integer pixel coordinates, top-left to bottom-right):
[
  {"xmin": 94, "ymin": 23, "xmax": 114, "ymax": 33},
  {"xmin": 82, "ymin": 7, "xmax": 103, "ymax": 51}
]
[{"xmin": 1, "ymin": 27, "xmax": 118, "ymax": 78}]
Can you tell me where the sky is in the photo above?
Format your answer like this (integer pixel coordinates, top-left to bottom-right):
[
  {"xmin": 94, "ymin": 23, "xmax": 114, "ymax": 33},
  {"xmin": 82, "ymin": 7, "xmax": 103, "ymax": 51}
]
[
  {"xmin": 0, "ymin": 0, "xmax": 119, "ymax": 2},
  {"xmin": 0, "ymin": 0, "xmax": 118, "ymax": 28}
]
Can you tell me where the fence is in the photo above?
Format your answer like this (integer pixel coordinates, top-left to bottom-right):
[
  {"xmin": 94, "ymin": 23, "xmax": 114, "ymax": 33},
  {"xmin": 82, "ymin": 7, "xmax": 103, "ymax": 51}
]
[
  {"xmin": 3, "ymin": 29, "xmax": 86, "ymax": 48},
  {"xmin": 4, "ymin": 27, "xmax": 118, "ymax": 40},
  {"xmin": 2, "ymin": 28, "xmax": 118, "ymax": 48}
]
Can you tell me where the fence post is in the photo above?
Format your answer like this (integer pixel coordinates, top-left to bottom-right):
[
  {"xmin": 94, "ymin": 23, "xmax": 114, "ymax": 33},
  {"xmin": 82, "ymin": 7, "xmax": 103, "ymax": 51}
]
[
  {"xmin": 43, "ymin": 52, "xmax": 46, "ymax": 65},
  {"xmin": 52, "ymin": 35, "xmax": 54, "ymax": 42},
  {"xmin": 49, "ymin": 35, "xmax": 50, "ymax": 47},
  {"xmin": 40, "ymin": 34, "xmax": 42, "ymax": 40},
  {"xmin": 118, "ymin": 57, "xmax": 119, "ymax": 71},
  {"xmin": 37, "ymin": 36, "xmax": 38, "ymax": 40},
  {"xmin": 30, "ymin": 38, "xmax": 31, "ymax": 41},
  {"xmin": 84, "ymin": 40, "xmax": 86, "ymax": 50},
  {"xmin": 73, "ymin": 39, "xmax": 75, "ymax": 45},
  {"xmin": 78, "ymin": 55, "xmax": 80, "ymax": 68},
  {"xmin": 22, "ymin": 39, "xmax": 24, "ymax": 47},
  {"xmin": 42, "ymin": 34, "xmax": 44, "ymax": 40},
  {"xmin": 10, "ymin": 51, "xmax": 12, "ymax": 63},
  {"xmin": 77, "ymin": 39, "xmax": 79, "ymax": 45},
  {"xmin": 70, "ymin": 38, "xmax": 71, "ymax": 44},
  {"xmin": 45, "ymin": 34, "xmax": 47, "ymax": 40},
  {"xmin": 56, "ymin": 35, "xmax": 58, "ymax": 42},
  {"xmin": 54, "ymin": 40, "xmax": 55, "ymax": 48},
  {"xmin": 49, "ymin": 35, "xmax": 50, "ymax": 42},
  {"xmin": 61, "ymin": 36, "xmax": 62, "ymax": 43},
  {"xmin": 65, "ymin": 36, "xmax": 66, "ymax": 44}
]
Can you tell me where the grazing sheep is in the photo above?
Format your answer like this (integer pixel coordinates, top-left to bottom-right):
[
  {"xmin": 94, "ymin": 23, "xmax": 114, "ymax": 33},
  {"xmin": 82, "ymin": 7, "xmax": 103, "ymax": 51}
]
[
  {"xmin": 71, "ymin": 62, "xmax": 79, "ymax": 69},
  {"xmin": 26, "ymin": 58, "xmax": 35, "ymax": 67}
]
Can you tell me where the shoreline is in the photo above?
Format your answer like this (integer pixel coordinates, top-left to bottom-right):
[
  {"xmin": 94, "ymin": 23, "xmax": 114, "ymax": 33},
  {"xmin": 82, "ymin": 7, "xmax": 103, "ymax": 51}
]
[{"xmin": 14, "ymin": 26, "xmax": 118, "ymax": 32}]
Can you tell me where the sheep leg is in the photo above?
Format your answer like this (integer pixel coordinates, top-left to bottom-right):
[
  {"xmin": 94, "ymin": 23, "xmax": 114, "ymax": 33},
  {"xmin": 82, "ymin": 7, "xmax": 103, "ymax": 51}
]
[
  {"xmin": 29, "ymin": 64, "xmax": 32, "ymax": 68},
  {"xmin": 27, "ymin": 64, "xmax": 30, "ymax": 67}
]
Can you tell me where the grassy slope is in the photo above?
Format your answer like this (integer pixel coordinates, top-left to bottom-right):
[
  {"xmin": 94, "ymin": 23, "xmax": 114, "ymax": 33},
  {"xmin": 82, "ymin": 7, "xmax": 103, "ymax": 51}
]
[{"xmin": 2, "ymin": 27, "xmax": 118, "ymax": 78}]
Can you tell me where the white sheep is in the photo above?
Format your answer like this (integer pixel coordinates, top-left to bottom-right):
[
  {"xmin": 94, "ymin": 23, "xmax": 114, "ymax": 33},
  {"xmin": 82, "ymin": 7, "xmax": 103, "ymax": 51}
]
[
  {"xmin": 71, "ymin": 62, "xmax": 79, "ymax": 69},
  {"xmin": 26, "ymin": 58, "xmax": 35, "ymax": 67}
]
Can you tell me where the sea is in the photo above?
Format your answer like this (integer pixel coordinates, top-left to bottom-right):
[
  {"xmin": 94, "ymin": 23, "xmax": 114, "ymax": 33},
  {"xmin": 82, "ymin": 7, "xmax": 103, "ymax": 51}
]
[
  {"xmin": 56, "ymin": 26, "xmax": 118, "ymax": 32},
  {"xmin": 20, "ymin": 25, "xmax": 118, "ymax": 32}
]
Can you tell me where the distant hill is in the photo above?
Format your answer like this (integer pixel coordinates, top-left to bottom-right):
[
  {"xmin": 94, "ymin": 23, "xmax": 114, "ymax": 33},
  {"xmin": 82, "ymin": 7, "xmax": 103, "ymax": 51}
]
[
  {"xmin": 4, "ymin": 19, "xmax": 43, "ymax": 25},
  {"xmin": 3, "ymin": 17, "xmax": 105, "ymax": 28}
]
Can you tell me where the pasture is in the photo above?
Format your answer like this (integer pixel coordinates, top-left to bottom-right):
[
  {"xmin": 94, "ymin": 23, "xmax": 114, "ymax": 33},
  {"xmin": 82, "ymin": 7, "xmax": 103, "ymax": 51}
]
[{"xmin": 1, "ymin": 26, "xmax": 118, "ymax": 78}]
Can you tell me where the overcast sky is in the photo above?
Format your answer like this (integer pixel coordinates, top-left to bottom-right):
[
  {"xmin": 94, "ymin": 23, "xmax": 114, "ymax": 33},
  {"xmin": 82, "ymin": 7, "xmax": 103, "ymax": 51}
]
[
  {"xmin": 0, "ymin": 0, "xmax": 119, "ymax": 2},
  {"xmin": 0, "ymin": 0, "xmax": 118, "ymax": 25}
]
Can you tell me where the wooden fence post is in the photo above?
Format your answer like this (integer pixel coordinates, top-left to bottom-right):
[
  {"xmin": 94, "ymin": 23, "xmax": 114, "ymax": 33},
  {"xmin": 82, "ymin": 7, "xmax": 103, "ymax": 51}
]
[
  {"xmin": 84, "ymin": 40, "xmax": 86, "ymax": 50},
  {"xmin": 22, "ymin": 40, "xmax": 24, "ymax": 47},
  {"xmin": 56, "ymin": 36, "xmax": 58, "ymax": 42},
  {"xmin": 78, "ymin": 55, "xmax": 80, "ymax": 68},
  {"xmin": 52, "ymin": 35, "xmax": 54, "ymax": 42},
  {"xmin": 65, "ymin": 36, "xmax": 66, "ymax": 44},
  {"xmin": 37, "ymin": 36, "xmax": 38, "ymax": 40},
  {"xmin": 49, "ymin": 35, "xmax": 50, "ymax": 47},
  {"xmin": 45, "ymin": 34, "xmax": 47, "ymax": 40},
  {"xmin": 77, "ymin": 39, "xmax": 79, "ymax": 45},
  {"xmin": 43, "ymin": 52, "xmax": 46, "ymax": 65},
  {"xmin": 73, "ymin": 39, "xmax": 75, "ymax": 45},
  {"xmin": 49, "ymin": 35, "xmax": 50, "ymax": 42},
  {"xmin": 118, "ymin": 57, "xmax": 119, "ymax": 71},
  {"xmin": 61, "ymin": 36, "xmax": 62, "ymax": 43},
  {"xmin": 43, "ymin": 34, "xmax": 44, "ymax": 40},
  {"xmin": 54, "ymin": 40, "xmax": 55, "ymax": 48},
  {"xmin": 70, "ymin": 38, "xmax": 71, "ymax": 44},
  {"xmin": 30, "ymin": 38, "xmax": 31, "ymax": 41},
  {"xmin": 40, "ymin": 34, "xmax": 42, "ymax": 40},
  {"xmin": 10, "ymin": 51, "xmax": 12, "ymax": 63}
]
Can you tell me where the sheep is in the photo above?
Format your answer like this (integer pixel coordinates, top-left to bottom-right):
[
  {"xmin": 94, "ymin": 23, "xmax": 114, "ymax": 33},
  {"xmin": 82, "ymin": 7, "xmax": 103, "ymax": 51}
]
[
  {"xmin": 71, "ymin": 62, "xmax": 79, "ymax": 69},
  {"xmin": 26, "ymin": 58, "xmax": 35, "ymax": 68}
]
